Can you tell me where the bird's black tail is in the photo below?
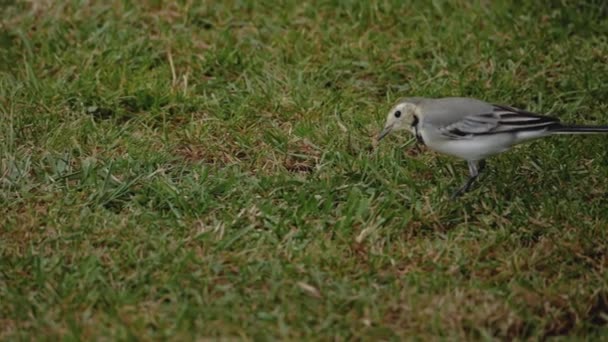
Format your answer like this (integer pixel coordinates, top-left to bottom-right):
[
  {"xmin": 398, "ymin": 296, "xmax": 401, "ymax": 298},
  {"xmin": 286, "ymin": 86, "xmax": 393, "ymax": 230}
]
[{"xmin": 551, "ymin": 124, "xmax": 608, "ymax": 134}]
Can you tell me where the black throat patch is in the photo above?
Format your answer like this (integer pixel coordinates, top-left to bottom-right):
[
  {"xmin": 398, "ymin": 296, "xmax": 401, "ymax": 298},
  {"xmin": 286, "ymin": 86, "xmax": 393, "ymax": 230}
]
[{"xmin": 412, "ymin": 115, "xmax": 425, "ymax": 145}]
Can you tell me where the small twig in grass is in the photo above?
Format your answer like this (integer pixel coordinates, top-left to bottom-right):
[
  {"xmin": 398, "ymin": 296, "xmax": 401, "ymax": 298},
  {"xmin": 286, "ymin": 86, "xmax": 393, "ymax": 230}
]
[
  {"xmin": 183, "ymin": 71, "xmax": 189, "ymax": 96},
  {"xmin": 167, "ymin": 49, "xmax": 177, "ymax": 87},
  {"xmin": 297, "ymin": 282, "xmax": 322, "ymax": 299}
]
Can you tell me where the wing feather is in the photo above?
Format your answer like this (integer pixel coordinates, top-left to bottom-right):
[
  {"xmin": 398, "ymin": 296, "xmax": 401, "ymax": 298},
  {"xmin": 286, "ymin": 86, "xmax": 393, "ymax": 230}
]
[{"xmin": 438, "ymin": 104, "xmax": 561, "ymax": 139}]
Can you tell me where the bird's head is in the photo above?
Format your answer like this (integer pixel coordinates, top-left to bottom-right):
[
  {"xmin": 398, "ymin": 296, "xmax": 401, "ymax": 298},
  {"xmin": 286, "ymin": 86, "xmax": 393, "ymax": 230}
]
[{"xmin": 377, "ymin": 98, "xmax": 422, "ymax": 141}]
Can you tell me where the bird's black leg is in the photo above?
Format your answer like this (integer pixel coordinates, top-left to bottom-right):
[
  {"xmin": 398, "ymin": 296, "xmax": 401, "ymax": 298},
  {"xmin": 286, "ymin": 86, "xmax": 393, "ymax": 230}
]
[
  {"xmin": 478, "ymin": 159, "xmax": 486, "ymax": 173},
  {"xmin": 451, "ymin": 160, "xmax": 486, "ymax": 199}
]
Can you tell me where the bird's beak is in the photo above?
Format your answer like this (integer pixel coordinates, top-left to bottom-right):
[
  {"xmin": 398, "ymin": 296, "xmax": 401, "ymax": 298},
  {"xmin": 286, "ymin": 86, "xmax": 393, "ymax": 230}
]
[{"xmin": 377, "ymin": 124, "xmax": 393, "ymax": 141}]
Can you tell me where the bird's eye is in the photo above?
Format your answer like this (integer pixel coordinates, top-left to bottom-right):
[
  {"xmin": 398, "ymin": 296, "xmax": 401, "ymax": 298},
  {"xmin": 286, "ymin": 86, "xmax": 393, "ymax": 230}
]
[{"xmin": 394, "ymin": 110, "xmax": 402, "ymax": 118}]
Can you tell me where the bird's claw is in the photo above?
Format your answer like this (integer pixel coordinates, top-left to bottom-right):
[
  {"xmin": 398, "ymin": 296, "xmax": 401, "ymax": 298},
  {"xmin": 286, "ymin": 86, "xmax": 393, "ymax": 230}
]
[{"xmin": 450, "ymin": 186, "xmax": 468, "ymax": 200}]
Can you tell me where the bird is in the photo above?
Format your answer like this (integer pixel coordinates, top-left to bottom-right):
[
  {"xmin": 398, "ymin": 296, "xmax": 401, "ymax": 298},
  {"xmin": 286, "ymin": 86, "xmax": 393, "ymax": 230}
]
[{"xmin": 376, "ymin": 97, "xmax": 608, "ymax": 198}]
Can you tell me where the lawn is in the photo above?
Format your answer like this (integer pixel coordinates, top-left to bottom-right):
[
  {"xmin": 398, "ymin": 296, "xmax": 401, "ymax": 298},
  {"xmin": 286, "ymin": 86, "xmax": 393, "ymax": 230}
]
[{"xmin": 2, "ymin": 0, "xmax": 608, "ymax": 339}]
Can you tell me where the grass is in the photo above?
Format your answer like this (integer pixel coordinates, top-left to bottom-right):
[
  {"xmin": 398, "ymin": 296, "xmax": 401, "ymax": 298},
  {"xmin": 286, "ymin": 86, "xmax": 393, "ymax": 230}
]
[{"xmin": 2, "ymin": 0, "xmax": 608, "ymax": 339}]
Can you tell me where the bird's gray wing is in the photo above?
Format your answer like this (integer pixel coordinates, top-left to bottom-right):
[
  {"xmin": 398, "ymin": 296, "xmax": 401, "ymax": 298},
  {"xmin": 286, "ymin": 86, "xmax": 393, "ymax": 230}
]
[{"xmin": 420, "ymin": 98, "xmax": 560, "ymax": 139}]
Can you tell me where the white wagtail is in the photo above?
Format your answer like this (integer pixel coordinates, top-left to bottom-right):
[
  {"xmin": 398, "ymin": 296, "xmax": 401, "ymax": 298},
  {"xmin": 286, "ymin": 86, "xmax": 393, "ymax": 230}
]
[{"xmin": 377, "ymin": 97, "xmax": 608, "ymax": 198}]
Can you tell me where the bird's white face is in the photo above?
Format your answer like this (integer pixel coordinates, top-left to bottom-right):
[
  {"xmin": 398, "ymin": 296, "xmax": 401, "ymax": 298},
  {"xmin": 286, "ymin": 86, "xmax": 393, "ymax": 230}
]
[{"xmin": 377, "ymin": 101, "xmax": 419, "ymax": 141}]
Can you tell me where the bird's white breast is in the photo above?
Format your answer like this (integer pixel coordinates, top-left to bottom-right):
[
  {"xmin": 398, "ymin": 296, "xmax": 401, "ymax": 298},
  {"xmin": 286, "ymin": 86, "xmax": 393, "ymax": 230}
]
[{"xmin": 420, "ymin": 131, "xmax": 516, "ymax": 161}]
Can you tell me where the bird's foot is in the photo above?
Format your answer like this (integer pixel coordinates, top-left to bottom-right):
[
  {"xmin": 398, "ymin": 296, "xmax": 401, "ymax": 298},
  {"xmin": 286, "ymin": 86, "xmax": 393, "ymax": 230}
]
[
  {"xmin": 450, "ymin": 185, "xmax": 469, "ymax": 200},
  {"xmin": 450, "ymin": 177, "xmax": 477, "ymax": 200}
]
